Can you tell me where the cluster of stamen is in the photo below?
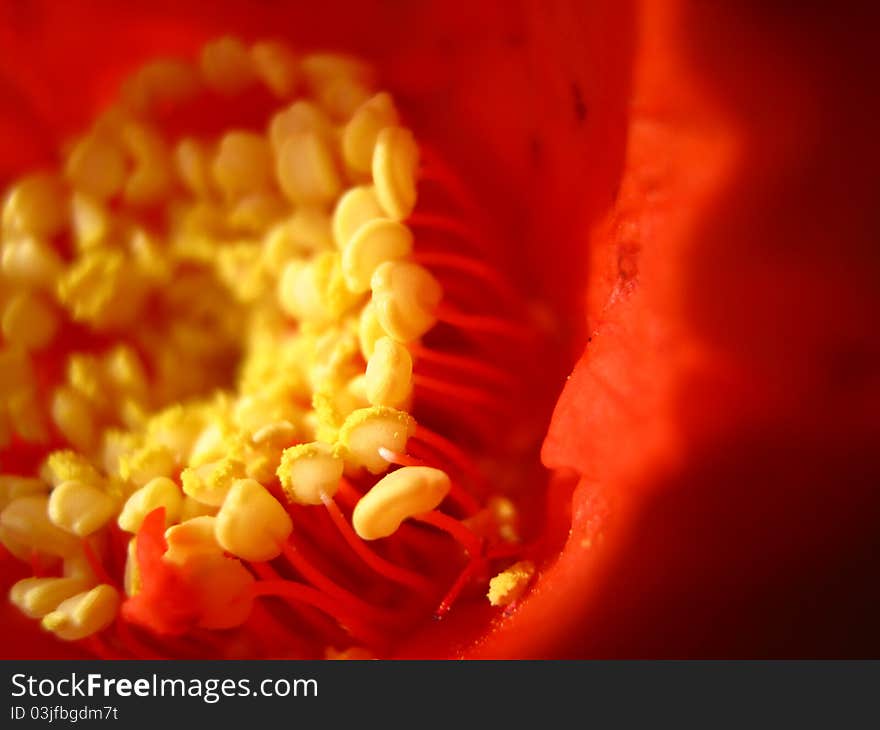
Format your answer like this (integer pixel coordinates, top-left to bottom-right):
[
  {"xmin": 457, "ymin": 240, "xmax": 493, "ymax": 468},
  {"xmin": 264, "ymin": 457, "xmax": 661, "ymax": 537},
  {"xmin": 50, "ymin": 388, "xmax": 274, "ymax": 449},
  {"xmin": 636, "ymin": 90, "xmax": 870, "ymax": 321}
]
[{"xmin": 0, "ymin": 36, "xmax": 540, "ymax": 658}]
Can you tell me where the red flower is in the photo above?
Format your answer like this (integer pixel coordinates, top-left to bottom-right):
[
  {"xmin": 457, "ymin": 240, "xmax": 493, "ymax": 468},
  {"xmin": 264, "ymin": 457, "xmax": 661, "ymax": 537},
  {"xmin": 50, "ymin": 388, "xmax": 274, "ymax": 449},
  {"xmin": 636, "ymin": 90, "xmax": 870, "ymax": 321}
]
[{"xmin": 1, "ymin": 0, "xmax": 878, "ymax": 658}]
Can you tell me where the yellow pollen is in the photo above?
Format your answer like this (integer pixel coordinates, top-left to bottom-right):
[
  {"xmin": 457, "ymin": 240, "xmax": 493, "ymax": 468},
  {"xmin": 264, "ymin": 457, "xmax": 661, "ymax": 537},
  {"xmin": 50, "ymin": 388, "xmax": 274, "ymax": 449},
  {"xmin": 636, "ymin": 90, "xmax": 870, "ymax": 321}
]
[
  {"xmin": 487, "ymin": 561, "xmax": 536, "ymax": 607},
  {"xmin": 277, "ymin": 441, "xmax": 343, "ymax": 505},
  {"xmin": 352, "ymin": 465, "xmax": 451, "ymax": 541},
  {"xmin": 181, "ymin": 457, "xmax": 246, "ymax": 507},
  {"xmin": 337, "ymin": 406, "xmax": 416, "ymax": 475}
]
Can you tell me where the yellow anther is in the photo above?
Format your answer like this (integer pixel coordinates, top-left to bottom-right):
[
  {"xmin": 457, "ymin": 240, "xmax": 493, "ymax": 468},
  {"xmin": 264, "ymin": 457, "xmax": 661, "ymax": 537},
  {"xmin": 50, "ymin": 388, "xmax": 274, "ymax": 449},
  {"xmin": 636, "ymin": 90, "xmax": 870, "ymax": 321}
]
[
  {"xmin": 0, "ymin": 476, "xmax": 46, "ymax": 512},
  {"xmin": 65, "ymin": 133, "xmax": 127, "ymax": 200},
  {"xmin": 118, "ymin": 443, "xmax": 176, "ymax": 487},
  {"xmin": 308, "ymin": 326, "xmax": 361, "ymax": 389},
  {"xmin": 41, "ymin": 584, "xmax": 119, "ymax": 641},
  {"xmin": 188, "ymin": 418, "xmax": 236, "ymax": 467},
  {"xmin": 48, "ymin": 480, "xmax": 117, "ymax": 536},
  {"xmin": 236, "ymin": 438, "xmax": 285, "ymax": 484},
  {"xmin": 215, "ymin": 478, "xmax": 293, "ymax": 561},
  {"xmin": 0, "ymin": 495, "xmax": 80, "ymax": 557},
  {"xmin": 181, "ymin": 457, "xmax": 245, "ymax": 507},
  {"xmin": 300, "ymin": 53, "xmax": 375, "ymax": 93},
  {"xmin": 144, "ymin": 406, "xmax": 203, "ymax": 464},
  {"xmin": 277, "ymin": 442, "xmax": 342, "ymax": 506},
  {"xmin": 352, "ymin": 465, "xmax": 451, "ymax": 540},
  {"xmin": 2, "ymin": 290, "xmax": 58, "ymax": 350},
  {"xmin": 100, "ymin": 430, "xmax": 138, "ymax": 478},
  {"xmin": 200, "ymin": 36, "xmax": 256, "ymax": 96},
  {"xmin": 124, "ymin": 538, "xmax": 140, "ymax": 596},
  {"xmin": 10, "ymin": 577, "xmax": 91, "ymax": 619},
  {"xmin": 120, "ymin": 58, "xmax": 200, "ymax": 113},
  {"xmin": 364, "ymin": 336, "xmax": 413, "ymax": 408},
  {"xmin": 128, "ymin": 227, "xmax": 171, "ymax": 284},
  {"xmin": 372, "ymin": 126, "xmax": 419, "ymax": 221},
  {"xmin": 42, "ymin": 450, "xmax": 103, "ymax": 488},
  {"xmin": 487, "ymin": 560, "xmax": 535, "ymax": 607},
  {"xmin": 117, "ymin": 477, "xmax": 183, "ymax": 533},
  {"xmin": 1, "ymin": 235, "xmax": 64, "ymax": 290},
  {"xmin": 332, "ymin": 185, "xmax": 385, "ymax": 250},
  {"xmin": 71, "ymin": 192, "xmax": 110, "ymax": 249},
  {"xmin": 342, "ymin": 218, "xmax": 413, "ymax": 294},
  {"xmin": 213, "ymin": 131, "xmax": 273, "ymax": 200},
  {"xmin": 164, "ymin": 515, "xmax": 222, "ymax": 565},
  {"xmin": 263, "ymin": 208, "xmax": 334, "ymax": 272},
  {"xmin": 251, "ymin": 41, "xmax": 299, "ymax": 98},
  {"xmin": 251, "ymin": 421, "xmax": 297, "ymax": 447},
  {"xmin": 228, "ymin": 192, "xmax": 288, "ymax": 234},
  {"xmin": 278, "ymin": 251, "xmax": 359, "ymax": 324},
  {"xmin": 103, "ymin": 345, "xmax": 148, "ymax": 402},
  {"xmin": 346, "ymin": 373, "xmax": 368, "ymax": 406},
  {"xmin": 370, "ymin": 260, "xmax": 442, "ymax": 343},
  {"xmin": 64, "ymin": 551, "xmax": 98, "ymax": 581},
  {"xmin": 316, "ymin": 75, "xmax": 371, "ymax": 121},
  {"xmin": 57, "ymin": 249, "xmax": 145, "ymax": 329},
  {"xmin": 180, "ymin": 495, "xmax": 219, "ymax": 522},
  {"xmin": 488, "ymin": 496, "xmax": 519, "ymax": 542},
  {"xmin": 357, "ymin": 300, "xmax": 385, "ymax": 359},
  {"xmin": 120, "ymin": 121, "xmax": 173, "ymax": 206},
  {"xmin": 66, "ymin": 353, "xmax": 106, "ymax": 408},
  {"xmin": 337, "ymin": 406, "xmax": 416, "ymax": 475},
  {"xmin": 0, "ymin": 524, "xmax": 30, "ymax": 560},
  {"xmin": 233, "ymin": 391, "xmax": 302, "ymax": 437},
  {"xmin": 341, "ymin": 93, "xmax": 399, "ymax": 176},
  {"xmin": 2, "ymin": 173, "xmax": 67, "ymax": 238},
  {"xmin": 275, "ymin": 131, "xmax": 341, "ymax": 205},
  {"xmin": 216, "ymin": 241, "xmax": 271, "ymax": 303},
  {"xmin": 51, "ymin": 385, "xmax": 97, "ymax": 453},
  {"xmin": 268, "ymin": 100, "xmax": 333, "ymax": 153},
  {"xmin": 175, "ymin": 138, "xmax": 216, "ymax": 198}
]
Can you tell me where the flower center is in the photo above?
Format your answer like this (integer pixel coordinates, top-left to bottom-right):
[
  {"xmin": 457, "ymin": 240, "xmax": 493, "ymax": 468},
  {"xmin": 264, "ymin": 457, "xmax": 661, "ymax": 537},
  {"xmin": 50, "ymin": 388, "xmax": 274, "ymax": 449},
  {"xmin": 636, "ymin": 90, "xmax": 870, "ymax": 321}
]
[{"xmin": 0, "ymin": 36, "xmax": 548, "ymax": 659}]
